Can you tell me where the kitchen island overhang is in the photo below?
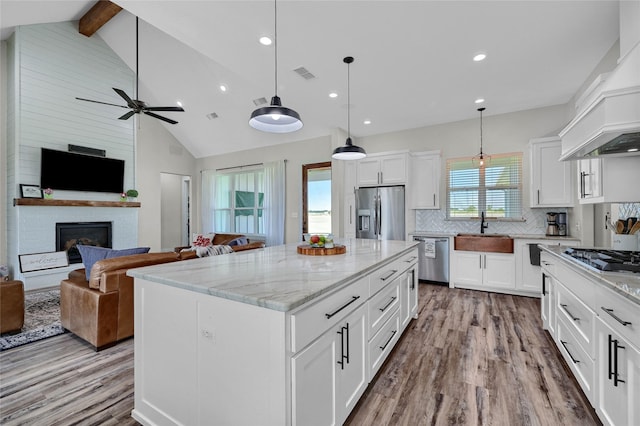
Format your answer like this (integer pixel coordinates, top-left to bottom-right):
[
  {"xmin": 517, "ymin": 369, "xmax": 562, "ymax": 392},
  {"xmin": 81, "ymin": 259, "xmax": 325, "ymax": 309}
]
[{"xmin": 128, "ymin": 238, "xmax": 420, "ymax": 426}]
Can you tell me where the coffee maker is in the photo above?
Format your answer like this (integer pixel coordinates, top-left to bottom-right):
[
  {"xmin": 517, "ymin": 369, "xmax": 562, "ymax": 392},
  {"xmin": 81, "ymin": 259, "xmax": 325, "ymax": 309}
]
[
  {"xmin": 557, "ymin": 212, "xmax": 567, "ymax": 236},
  {"xmin": 546, "ymin": 212, "xmax": 559, "ymax": 236}
]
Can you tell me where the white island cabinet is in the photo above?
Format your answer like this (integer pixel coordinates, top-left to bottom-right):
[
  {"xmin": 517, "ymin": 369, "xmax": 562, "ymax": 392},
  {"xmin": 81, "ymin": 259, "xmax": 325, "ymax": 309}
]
[{"xmin": 128, "ymin": 239, "xmax": 419, "ymax": 426}]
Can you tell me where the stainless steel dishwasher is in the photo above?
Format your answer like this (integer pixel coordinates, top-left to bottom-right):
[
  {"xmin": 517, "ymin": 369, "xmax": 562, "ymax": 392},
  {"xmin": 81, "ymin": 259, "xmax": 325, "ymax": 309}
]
[{"xmin": 413, "ymin": 236, "xmax": 449, "ymax": 284}]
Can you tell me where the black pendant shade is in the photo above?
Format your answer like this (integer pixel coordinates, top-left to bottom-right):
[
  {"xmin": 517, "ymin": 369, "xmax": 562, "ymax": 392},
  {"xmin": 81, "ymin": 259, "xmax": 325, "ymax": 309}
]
[
  {"xmin": 249, "ymin": 0, "xmax": 302, "ymax": 133},
  {"xmin": 332, "ymin": 56, "xmax": 366, "ymax": 160},
  {"xmin": 249, "ymin": 96, "xmax": 303, "ymax": 133}
]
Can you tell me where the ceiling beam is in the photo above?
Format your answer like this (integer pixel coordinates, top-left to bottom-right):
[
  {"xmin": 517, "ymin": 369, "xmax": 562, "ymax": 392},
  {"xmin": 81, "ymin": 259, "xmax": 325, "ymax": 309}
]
[{"xmin": 79, "ymin": 0, "xmax": 123, "ymax": 37}]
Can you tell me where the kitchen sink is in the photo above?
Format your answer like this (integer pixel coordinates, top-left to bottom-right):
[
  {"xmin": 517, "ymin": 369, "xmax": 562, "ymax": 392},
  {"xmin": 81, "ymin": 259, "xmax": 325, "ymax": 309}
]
[{"xmin": 454, "ymin": 233, "xmax": 514, "ymax": 253}]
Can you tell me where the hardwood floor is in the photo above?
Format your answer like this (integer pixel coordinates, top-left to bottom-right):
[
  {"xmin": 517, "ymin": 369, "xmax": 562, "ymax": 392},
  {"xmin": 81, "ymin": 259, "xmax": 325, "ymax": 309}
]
[{"xmin": 0, "ymin": 283, "xmax": 599, "ymax": 425}]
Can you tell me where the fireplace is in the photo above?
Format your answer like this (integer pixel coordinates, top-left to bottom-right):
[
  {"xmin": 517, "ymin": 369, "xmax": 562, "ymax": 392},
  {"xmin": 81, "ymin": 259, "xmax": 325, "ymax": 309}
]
[{"xmin": 56, "ymin": 222, "xmax": 113, "ymax": 264}]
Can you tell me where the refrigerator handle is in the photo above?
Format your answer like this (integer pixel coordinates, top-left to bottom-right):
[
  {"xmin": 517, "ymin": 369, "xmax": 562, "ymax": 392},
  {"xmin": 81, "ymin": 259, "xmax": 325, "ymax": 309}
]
[{"xmin": 377, "ymin": 195, "xmax": 382, "ymax": 236}]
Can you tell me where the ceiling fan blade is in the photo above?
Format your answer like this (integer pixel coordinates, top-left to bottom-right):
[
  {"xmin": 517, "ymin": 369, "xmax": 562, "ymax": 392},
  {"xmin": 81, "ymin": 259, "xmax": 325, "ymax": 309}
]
[
  {"xmin": 144, "ymin": 111, "xmax": 178, "ymax": 124},
  {"xmin": 113, "ymin": 88, "xmax": 138, "ymax": 108},
  {"xmin": 75, "ymin": 97, "xmax": 129, "ymax": 109},
  {"xmin": 144, "ymin": 106, "xmax": 185, "ymax": 112},
  {"xmin": 118, "ymin": 111, "xmax": 136, "ymax": 120}
]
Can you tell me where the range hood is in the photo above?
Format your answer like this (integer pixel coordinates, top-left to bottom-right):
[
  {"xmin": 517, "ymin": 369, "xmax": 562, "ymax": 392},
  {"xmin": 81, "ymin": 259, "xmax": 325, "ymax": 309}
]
[{"xmin": 559, "ymin": 42, "xmax": 640, "ymax": 160}]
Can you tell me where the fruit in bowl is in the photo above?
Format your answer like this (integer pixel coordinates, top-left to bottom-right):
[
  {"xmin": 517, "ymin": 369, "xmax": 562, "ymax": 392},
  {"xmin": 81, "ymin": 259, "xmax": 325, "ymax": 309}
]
[{"xmin": 309, "ymin": 234, "xmax": 326, "ymax": 247}]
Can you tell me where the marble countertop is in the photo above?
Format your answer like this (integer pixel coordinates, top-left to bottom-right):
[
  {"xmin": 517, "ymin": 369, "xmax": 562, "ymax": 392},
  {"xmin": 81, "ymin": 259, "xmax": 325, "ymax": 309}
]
[
  {"xmin": 539, "ymin": 245, "xmax": 640, "ymax": 305},
  {"xmin": 128, "ymin": 238, "xmax": 419, "ymax": 312},
  {"xmin": 410, "ymin": 231, "xmax": 580, "ymax": 241}
]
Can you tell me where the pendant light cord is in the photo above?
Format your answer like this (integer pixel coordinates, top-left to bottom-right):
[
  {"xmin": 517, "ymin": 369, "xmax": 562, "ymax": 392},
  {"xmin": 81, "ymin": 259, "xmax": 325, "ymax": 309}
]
[
  {"xmin": 274, "ymin": 0, "xmax": 278, "ymax": 97},
  {"xmin": 478, "ymin": 107, "xmax": 485, "ymax": 155},
  {"xmin": 347, "ymin": 60, "xmax": 351, "ymax": 139}
]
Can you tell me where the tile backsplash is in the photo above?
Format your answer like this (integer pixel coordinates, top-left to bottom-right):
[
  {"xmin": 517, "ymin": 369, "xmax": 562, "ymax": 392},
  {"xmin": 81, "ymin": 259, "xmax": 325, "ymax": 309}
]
[
  {"xmin": 618, "ymin": 203, "xmax": 640, "ymax": 219},
  {"xmin": 415, "ymin": 208, "xmax": 559, "ymax": 235}
]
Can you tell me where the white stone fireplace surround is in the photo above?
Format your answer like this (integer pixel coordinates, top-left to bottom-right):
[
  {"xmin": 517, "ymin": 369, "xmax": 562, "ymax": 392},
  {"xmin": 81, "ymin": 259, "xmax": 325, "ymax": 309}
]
[{"xmin": 12, "ymin": 205, "xmax": 138, "ymax": 291}]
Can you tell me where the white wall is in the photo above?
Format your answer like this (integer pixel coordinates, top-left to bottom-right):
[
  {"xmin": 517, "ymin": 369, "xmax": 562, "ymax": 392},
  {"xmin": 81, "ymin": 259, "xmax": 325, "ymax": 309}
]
[
  {"xmin": 136, "ymin": 114, "xmax": 196, "ymax": 251},
  {"xmin": 195, "ymin": 135, "xmax": 333, "ymax": 244},
  {"xmin": 1, "ymin": 40, "xmax": 7, "ymax": 269}
]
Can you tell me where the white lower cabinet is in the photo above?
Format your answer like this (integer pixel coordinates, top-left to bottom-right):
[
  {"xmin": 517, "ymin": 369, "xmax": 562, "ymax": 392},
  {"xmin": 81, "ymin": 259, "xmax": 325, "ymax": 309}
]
[
  {"xmin": 595, "ymin": 318, "xmax": 640, "ymax": 426},
  {"xmin": 452, "ymin": 251, "xmax": 515, "ymax": 290},
  {"xmin": 540, "ymin": 249, "xmax": 640, "ymax": 426},
  {"xmin": 400, "ymin": 266, "xmax": 418, "ymax": 329},
  {"xmin": 292, "ymin": 303, "xmax": 368, "ymax": 426}
]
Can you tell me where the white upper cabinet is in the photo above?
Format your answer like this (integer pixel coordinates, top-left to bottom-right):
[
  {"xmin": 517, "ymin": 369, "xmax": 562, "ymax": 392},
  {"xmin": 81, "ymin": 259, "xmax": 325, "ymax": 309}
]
[
  {"xmin": 578, "ymin": 156, "xmax": 640, "ymax": 204},
  {"xmin": 529, "ymin": 137, "xmax": 574, "ymax": 207},
  {"xmin": 343, "ymin": 161, "xmax": 357, "ymax": 239},
  {"xmin": 357, "ymin": 153, "xmax": 407, "ymax": 187},
  {"xmin": 409, "ymin": 151, "xmax": 440, "ymax": 209}
]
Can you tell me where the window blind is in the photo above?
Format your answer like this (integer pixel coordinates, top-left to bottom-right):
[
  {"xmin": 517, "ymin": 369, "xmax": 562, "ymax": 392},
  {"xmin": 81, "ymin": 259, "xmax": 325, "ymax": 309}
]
[{"xmin": 446, "ymin": 152, "xmax": 522, "ymax": 220}]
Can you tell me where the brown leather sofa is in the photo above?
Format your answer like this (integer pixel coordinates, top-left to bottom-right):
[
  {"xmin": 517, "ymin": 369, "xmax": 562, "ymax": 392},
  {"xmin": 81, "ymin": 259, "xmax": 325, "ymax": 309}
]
[
  {"xmin": 1, "ymin": 280, "xmax": 25, "ymax": 334},
  {"xmin": 60, "ymin": 235, "xmax": 263, "ymax": 350},
  {"xmin": 176, "ymin": 233, "xmax": 265, "ymax": 254},
  {"xmin": 60, "ymin": 252, "xmax": 185, "ymax": 350}
]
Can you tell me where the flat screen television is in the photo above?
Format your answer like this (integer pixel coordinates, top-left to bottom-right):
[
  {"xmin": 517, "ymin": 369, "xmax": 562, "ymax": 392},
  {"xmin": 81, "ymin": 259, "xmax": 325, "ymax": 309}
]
[{"xmin": 40, "ymin": 148, "xmax": 125, "ymax": 193}]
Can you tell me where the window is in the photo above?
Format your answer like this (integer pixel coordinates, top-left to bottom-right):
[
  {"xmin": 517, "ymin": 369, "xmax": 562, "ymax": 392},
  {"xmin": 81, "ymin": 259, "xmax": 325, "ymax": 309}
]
[
  {"xmin": 302, "ymin": 162, "xmax": 332, "ymax": 235},
  {"xmin": 446, "ymin": 152, "xmax": 522, "ymax": 220},
  {"xmin": 213, "ymin": 168, "xmax": 265, "ymax": 235}
]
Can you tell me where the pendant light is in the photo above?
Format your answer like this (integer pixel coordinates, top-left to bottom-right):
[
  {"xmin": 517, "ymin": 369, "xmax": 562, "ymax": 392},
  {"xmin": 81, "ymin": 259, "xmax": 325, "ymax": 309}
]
[
  {"xmin": 332, "ymin": 56, "xmax": 366, "ymax": 160},
  {"xmin": 472, "ymin": 107, "xmax": 491, "ymax": 167},
  {"xmin": 249, "ymin": 0, "xmax": 303, "ymax": 133}
]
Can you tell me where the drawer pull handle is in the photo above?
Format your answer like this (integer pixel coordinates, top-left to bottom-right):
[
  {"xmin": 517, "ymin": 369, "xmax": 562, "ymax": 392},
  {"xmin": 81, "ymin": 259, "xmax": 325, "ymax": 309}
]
[
  {"xmin": 379, "ymin": 296, "xmax": 397, "ymax": 313},
  {"xmin": 379, "ymin": 329, "xmax": 397, "ymax": 351},
  {"xmin": 560, "ymin": 340, "xmax": 580, "ymax": 364},
  {"xmin": 560, "ymin": 304, "xmax": 580, "ymax": 321},
  {"xmin": 380, "ymin": 270, "xmax": 398, "ymax": 281},
  {"xmin": 601, "ymin": 307, "xmax": 632, "ymax": 326},
  {"xmin": 405, "ymin": 256, "xmax": 417, "ymax": 263},
  {"xmin": 325, "ymin": 296, "xmax": 360, "ymax": 319}
]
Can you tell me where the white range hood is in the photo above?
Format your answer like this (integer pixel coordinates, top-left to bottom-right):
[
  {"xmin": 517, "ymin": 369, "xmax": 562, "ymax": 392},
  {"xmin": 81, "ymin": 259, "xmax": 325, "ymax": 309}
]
[
  {"xmin": 559, "ymin": 1, "xmax": 640, "ymax": 160},
  {"xmin": 559, "ymin": 43, "xmax": 640, "ymax": 160}
]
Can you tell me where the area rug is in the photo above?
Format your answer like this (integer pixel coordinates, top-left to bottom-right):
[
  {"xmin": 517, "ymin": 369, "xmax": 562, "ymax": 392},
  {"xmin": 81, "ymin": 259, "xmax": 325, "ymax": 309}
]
[{"xmin": 0, "ymin": 288, "xmax": 66, "ymax": 351}]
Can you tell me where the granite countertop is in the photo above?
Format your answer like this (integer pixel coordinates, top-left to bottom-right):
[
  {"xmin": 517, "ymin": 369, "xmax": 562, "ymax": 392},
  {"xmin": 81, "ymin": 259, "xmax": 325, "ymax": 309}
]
[
  {"xmin": 128, "ymin": 238, "xmax": 419, "ymax": 312},
  {"xmin": 539, "ymin": 245, "xmax": 640, "ymax": 305}
]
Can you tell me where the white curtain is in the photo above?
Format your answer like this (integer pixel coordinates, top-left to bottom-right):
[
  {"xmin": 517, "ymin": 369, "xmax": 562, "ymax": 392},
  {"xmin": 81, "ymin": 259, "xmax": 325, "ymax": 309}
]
[
  {"xmin": 201, "ymin": 169, "xmax": 216, "ymax": 233},
  {"xmin": 263, "ymin": 160, "xmax": 286, "ymax": 246}
]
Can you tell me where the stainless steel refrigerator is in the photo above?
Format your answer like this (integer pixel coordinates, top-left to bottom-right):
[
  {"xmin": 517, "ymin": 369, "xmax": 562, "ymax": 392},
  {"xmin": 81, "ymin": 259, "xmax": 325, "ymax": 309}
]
[{"xmin": 355, "ymin": 186, "xmax": 405, "ymax": 240}]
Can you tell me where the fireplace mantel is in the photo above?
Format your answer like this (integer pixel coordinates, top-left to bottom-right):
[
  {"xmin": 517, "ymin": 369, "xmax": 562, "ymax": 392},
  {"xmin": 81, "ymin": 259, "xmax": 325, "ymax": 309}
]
[{"xmin": 13, "ymin": 198, "xmax": 141, "ymax": 208}]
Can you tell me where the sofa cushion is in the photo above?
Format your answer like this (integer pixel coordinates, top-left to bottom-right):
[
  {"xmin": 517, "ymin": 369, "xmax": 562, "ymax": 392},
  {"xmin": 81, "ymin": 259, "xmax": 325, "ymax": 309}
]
[
  {"xmin": 78, "ymin": 245, "xmax": 150, "ymax": 280},
  {"xmin": 191, "ymin": 233, "xmax": 215, "ymax": 247}
]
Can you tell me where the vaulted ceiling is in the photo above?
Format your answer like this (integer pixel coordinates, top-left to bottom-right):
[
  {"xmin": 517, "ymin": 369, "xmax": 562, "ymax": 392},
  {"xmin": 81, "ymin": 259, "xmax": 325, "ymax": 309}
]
[{"xmin": 1, "ymin": 1, "xmax": 620, "ymax": 159}]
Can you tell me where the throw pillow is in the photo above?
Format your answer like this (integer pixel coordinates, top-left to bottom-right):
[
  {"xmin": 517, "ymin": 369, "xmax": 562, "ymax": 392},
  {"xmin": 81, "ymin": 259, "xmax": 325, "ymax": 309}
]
[
  {"xmin": 191, "ymin": 233, "xmax": 215, "ymax": 247},
  {"xmin": 227, "ymin": 236, "xmax": 248, "ymax": 247},
  {"xmin": 77, "ymin": 245, "xmax": 150, "ymax": 280}
]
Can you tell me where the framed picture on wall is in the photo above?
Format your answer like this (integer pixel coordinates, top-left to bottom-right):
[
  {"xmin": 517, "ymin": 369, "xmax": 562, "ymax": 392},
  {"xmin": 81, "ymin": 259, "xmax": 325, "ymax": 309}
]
[{"xmin": 20, "ymin": 184, "xmax": 43, "ymax": 199}]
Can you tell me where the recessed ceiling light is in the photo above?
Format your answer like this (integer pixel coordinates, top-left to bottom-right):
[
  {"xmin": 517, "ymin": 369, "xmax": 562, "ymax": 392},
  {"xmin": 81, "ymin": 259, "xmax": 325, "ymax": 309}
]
[
  {"xmin": 475, "ymin": 98, "xmax": 485, "ymax": 104},
  {"xmin": 473, "ymin": 52, "xmax": 487, "ymax": 62},
  {"xmin": 176, "ymin": 101, "xmax": 183, "ymax": 107},
  {"xmin": 329, "ymin": 92, "xmax": 338, "ymax": 98},
  {"xmin": 259, "ymin": 36, "xmax": 272, "ymax": 46},
  {"xmin": 364, "ymin": 120, "xmax": 371, "ymax": 125},
  {"xmin": 206, "ymin": 112, "xmax": 218, "ymax": 120},
  {"xmin": 220, "ymin": 85, "xmax": 227, "ymax": 92}
]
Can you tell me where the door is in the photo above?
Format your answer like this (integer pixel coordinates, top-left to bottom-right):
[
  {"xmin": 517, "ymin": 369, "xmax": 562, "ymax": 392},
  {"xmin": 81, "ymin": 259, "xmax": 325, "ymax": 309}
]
[
  {"xmin": 483, "ymin": 253, "xmax": 516, "ymax": 289},
  {"xmin": 378, "ymin": 186, "xmax": 405, "ymax": 241},
  {"xmin": 356, "ymin": 188, "xmax": 377, "ymax": 239}
]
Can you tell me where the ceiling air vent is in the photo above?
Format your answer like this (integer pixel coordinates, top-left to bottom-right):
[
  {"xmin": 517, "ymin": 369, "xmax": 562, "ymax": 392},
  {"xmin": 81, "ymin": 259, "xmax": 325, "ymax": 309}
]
[
  {"xmin": 293, "ymin": 66, "xmax": 316, "ymax": 80},
  {"xmin": 253, "ymin": 97, "xmax": 268, "ymax": 106},
  {"xmin": 206, "ymin": 112, "xmax": 218, "ymax": 120}
]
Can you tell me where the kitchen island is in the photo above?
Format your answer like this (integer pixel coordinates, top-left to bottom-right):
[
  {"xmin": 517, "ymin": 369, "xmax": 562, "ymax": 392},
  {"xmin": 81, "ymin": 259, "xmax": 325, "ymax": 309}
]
[{"xmin": 128, "ymin": 238, "xmax": 419, "ymax": 426}]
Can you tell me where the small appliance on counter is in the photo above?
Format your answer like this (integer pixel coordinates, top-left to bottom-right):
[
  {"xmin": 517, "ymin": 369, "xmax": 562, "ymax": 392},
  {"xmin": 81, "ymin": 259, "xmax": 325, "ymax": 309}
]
[
  {"xmin": 546, "ymin": 212, "xmax": 559, "ymax": 236},
  {"xmin": 557, "ymin": 212, "xmax": 568, "ymax": 236}
]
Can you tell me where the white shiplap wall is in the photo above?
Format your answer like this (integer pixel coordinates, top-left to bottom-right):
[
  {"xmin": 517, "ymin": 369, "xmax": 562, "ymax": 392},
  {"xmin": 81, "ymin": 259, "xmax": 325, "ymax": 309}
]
[{"xmin": 7, "ymin": 22, "xmax": 138, "ymax": 290}]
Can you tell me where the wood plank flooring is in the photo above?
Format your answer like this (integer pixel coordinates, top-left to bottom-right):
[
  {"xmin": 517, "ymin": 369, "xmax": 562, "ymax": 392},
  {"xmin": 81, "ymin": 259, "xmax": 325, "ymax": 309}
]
[{"xmin": 0, "ymin": 283, "xmax": 599, "ymax": 425}]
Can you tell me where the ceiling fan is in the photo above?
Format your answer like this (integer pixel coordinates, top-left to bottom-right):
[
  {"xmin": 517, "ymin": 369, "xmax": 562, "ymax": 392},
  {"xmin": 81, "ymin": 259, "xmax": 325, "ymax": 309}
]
[{"xmin": 76, "ymin": 17, "xmax": 184, "ymax": 124}]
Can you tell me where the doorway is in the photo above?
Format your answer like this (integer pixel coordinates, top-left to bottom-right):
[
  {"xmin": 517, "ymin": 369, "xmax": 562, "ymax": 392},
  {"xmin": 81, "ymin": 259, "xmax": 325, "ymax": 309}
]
[
  {"xmin": 302, "ymin": 162, "xmax": 332, "ymax": 236},
  {"xmin": 160, "ymin": 173, "xmax": 191, "ymax": 251}
]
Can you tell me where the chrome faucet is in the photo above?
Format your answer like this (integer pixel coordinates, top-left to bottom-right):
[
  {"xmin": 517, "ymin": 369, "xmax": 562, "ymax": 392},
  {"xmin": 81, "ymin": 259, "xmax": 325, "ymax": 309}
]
[{"xmin": 480, "ymin": 211, "xmax": 489, "ymax": 234}]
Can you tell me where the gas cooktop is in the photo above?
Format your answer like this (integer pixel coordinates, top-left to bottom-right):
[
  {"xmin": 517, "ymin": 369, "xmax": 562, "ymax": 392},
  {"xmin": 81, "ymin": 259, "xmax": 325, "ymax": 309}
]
[{"xmin": 564, "ymin": 248, "xmax": 640, "ymax": 274}]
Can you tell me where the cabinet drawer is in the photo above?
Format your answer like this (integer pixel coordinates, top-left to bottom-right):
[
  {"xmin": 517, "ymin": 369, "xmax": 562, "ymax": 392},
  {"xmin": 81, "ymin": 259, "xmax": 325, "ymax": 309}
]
[
  {"xmin": 368, "ymin": 277, "xmax": 400, "ymax": 339},
  {"xmin": 556, "ymin": 316, "xmax": 595, "ymax": 404},
  {"xmin": 554, "ymin": 260, "xmax": 597, "ymax": 310},
  {"xmin": 370, "ymin": 250, "xmax": 417, "ymax": 296},
  {"xmin": 291, "ymin": 277, "xmax": 368, "ymax": 353},
  {"xmin": 368, "ymin": 310, "xmax": 401, "ymax": 381},
  {"xmin": 540, "ymin": 252, "xmax": 557, "ymax": 277},
  {"xmin": 556, "ymin": 282, "xmax": 596, "ymax": 357},
  {"xmin": 596, "ymin": 285, "xmax": 640, "ymax": 349}
]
